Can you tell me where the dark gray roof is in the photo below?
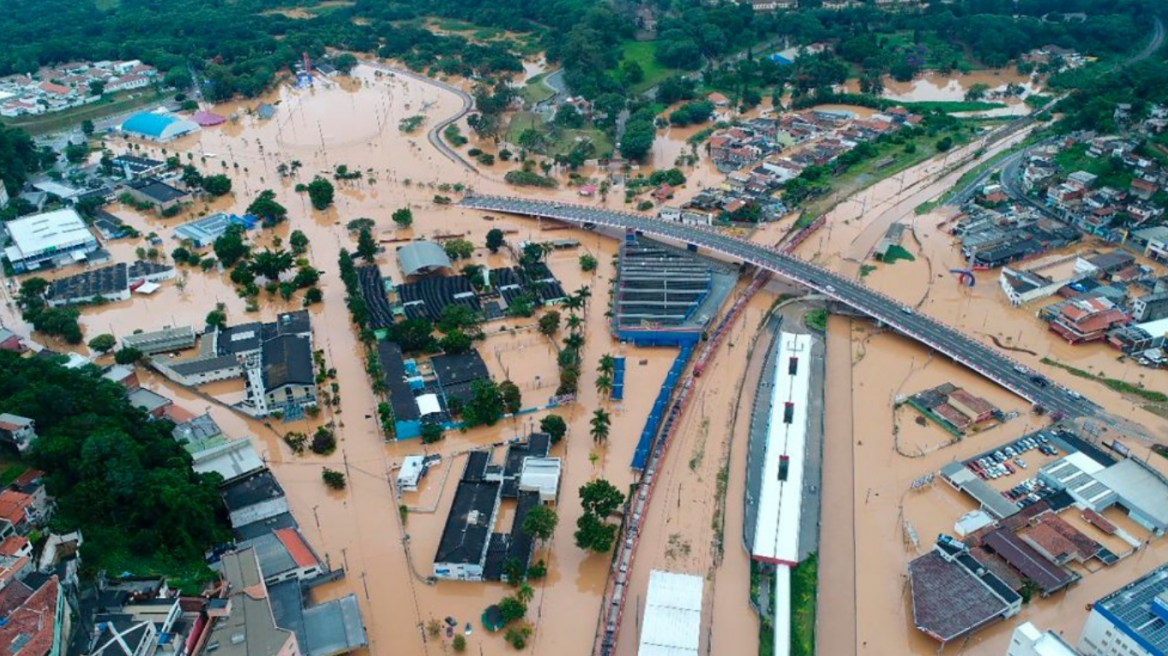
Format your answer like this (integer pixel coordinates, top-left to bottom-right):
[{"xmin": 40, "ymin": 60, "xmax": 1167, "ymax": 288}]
[
  {"xmin": 129, "ymin": 178, "xmax": 188, "ymax": 204},
  {"xmin": 127, "ymin": 260, "xmax": 174, "ymax": 280},
  {"xmin": 261, "ymin": 311, "xmax": 312, "ymax": 341},
  {"xmin": 431, "ymin": 351, "xmax": 490, "ymax": 388},
  {"xmin": 217, "ymin": 322, "xmax": 263, "ymax": 355},
  {"xmin": 434, "ymin": 480, "xmax": 498, "ymax": 565},
  {"xmin": 233, "ymin": 512, "xmax": 298, "ymax": 543},
  {"xmin": 262, "ymin": 334, "xmax": 314, "ymax": 390},
  {"xmin": 170, "ymin": 355, "xmax": 240, "ymax": 376},
  {"xmin": 377, "ymin": 341, "xmax": 419, "ymax": 421},
  {"xmin": 396, "ymin": 241, "xmax": 452, "ymax": 277},
  {"xmin": 47, "ymin": 263, "xmax": 128, "ymax": 302},
  {"xmin": 270, "ymin": 580, "xmax": 368, "ymax": 656},
  {"xmin": 221, "ymin": 469, "xmax": 285, "ymax": 511}
]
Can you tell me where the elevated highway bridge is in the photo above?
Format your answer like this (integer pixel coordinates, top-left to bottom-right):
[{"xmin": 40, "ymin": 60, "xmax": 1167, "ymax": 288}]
[{"xmin": 461, "ymin": 194, "xmax": 1099, "ymax": 420}]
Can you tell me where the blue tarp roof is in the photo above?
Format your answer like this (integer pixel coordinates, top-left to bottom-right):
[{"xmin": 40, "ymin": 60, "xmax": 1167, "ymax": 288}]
[{"xmin": 122, "ymin": 113, "xmax": 181, "ymax": 138}]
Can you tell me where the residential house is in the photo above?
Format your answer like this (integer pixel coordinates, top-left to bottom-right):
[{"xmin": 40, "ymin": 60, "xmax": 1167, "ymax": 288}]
[
  {"xmin": 1049, "ymin": 297, "xmax": 1128, "ymax": 343},
  {"xmin": 0, "ymin": 414, "xmax": 37, "ymax": 454},
  {"xmin": 0, "ymin": 576, "xmax": 67, "ymax": 656},
  {"xmin": 1132, "ymin": 292, "xmax": 1168, "ymax": 323},
  {"xmin": 128, "ymin": 388, "xmax": 173, "ymax": 418},
  {"xmin": 0, "ymin": 490, "xmax": 36, "ymax": 538},
  {"xmin": 221, "ymin": 470, "xmax": 289, "ymax": 528},
  {"xmin": 9, "ymin": 470, "xmax": 51, "ymax": 522},
  {"xmin": 200, "ymin": 549, "xmax": 300, "ymax": 656}
]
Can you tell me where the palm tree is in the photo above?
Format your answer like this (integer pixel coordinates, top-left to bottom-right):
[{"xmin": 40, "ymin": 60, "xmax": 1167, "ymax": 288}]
[
  {"xmin": 595, "ymin": 373, "xmax": 612, "ymax": 396},
  {"xmin": 562, "ymin": 295, "xmax": 583, "ymax": 314},
  {"xmin": 517, "ymin": 584, "xmax": 534, "ymax": 604},
  {"xmin": 590, "ymin": 408, "xmax": 611, "ymax": 443},
  {"xmin": 251, "ymin": 248, "xmax": 294, "ymax": 280},
  {"xmin": 598, "ymin": 354, "xmax": 616, "ymax": 377},
  {"xmin": 575, "ymin": 285, "xmax": 592, "ymax": 310},
  {"xmin": 564, "ymin": 332, "xmax": 585, "ymax": 351},
  {"xmin": 566, "ymin": 314, "xmax": 583, "ymax": 332}
]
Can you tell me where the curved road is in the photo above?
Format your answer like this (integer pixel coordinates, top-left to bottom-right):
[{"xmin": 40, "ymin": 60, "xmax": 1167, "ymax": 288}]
[
  {"xmin": 461, "ymin": 194, "xmax": 1100, "ymax": 419},
  {"xmin": 360, "ymin": 59, "xmax": 478, "ymax": 172}
]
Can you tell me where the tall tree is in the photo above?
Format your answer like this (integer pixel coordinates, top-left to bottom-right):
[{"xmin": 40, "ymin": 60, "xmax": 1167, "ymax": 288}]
[
  {"xmin": 356, "ymin": 226, "xmax": 378, "ymax": 262},
  {"xmin": 589, "ymin": 408, "xmax": 611, "ymax": 443}
]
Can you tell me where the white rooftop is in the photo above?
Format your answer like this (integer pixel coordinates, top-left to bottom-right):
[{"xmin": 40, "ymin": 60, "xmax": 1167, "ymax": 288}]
[
  {"xmin": 638, "ymin": 570, "xmax": 703, "ymax": 656},
  {"xmin": 397, "ymin": 456, "xmax": 426, "ymax": 492},
  {"xmin": 518, "ymin": 457, "xmax": 562, "ymax": 501},
  {"xmin": 1010, "ymin": 622, "xmax": 1082, "ymax": 656},
  {"xmin": 416, "ymin": 393, "xmax": 441, "ymax": 417},
  {"xmin": 4, "ymin": 208, "xmax": 92, "ymax": 259}
]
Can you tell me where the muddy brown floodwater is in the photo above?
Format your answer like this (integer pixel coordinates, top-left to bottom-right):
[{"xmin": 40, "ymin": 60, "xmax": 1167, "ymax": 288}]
[
  {"xmin": 0, "ymin": 65, "xmax": 779, "ymax": 656},
  {"xmin": 844, "ymin": 69, "xmax": 1043, "ymax": 116}
]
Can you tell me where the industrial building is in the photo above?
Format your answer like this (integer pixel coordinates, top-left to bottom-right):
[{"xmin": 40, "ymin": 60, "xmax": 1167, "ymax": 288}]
[
  {"xmin": 173, "ymin": 212, "xmax": 257, "ymax": 248},
  {"xmin": 908, "ymin": 537, "xmax": 1022, "ymax": 644},
  {"xmin": 433, "ymin": 434, "xmax": 558, "ymax": 582},
  {"xmin": 3, "ymin": 208, "xmax": 98, "ymax": 272},
  {"xmin": 637, "ymin": 570, "xmax": 703, "ymax": 656},
  {"xmin": 1080, "ymin": 563, "xmax": 1168, "ymax": 656},
  {"xmin": 119, "ymin": 112, "xmax": 200, "ymax": 142},
  {"xmin": 43, "ymin": 261, "xmax": 175, "ymax": 307},
  {"xmin": 120, "ymin": 325, "xmax": 196, "ymax": 354},
  {"xmin": 611, "ymin": 234, "xmax": 737, "ymax": 346},
  {"xmin": 1039, "ymin": 453, "xmax": 1168, "ymax": 536}
]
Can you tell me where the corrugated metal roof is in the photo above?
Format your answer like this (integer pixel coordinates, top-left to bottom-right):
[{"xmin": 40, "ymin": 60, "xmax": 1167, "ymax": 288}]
[
  {"xmin": 639, "ymin": 570, "xmax": 702, "ymax": 656},
  {"xmin": 396, "ymin": 241, "xmax": 452, "ymax": 276}
]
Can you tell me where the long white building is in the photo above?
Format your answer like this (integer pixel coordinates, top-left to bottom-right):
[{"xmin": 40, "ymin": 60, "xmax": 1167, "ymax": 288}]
[{"xmin": 752, "ymin": 332, "xmax": 812, "ymax": 566}]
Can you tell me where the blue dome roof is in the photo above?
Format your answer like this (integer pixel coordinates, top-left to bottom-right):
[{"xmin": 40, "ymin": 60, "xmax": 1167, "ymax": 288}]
[{"xmin": 121, "ymin": 112, "xmax": 180, "ymax": 137}]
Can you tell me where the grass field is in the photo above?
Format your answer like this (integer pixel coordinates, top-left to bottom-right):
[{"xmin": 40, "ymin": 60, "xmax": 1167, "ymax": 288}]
[
  {"xmin": 620, "ymin": 40, "xmax": 680, "ymax": 94},
  {"xmin": 519, "ymin": 74, "xmax": 554, "ymax": 105},
  {"xmin": 790, "ymin": 554, "xmax": 818, "ymax": 656},
  {"xmin": 1, "ymin": 91, "xmax": 163, "ymax": 136},
  {"xmin": 506, "ymin": 111, "xmax": 614, "ymax": 158}
]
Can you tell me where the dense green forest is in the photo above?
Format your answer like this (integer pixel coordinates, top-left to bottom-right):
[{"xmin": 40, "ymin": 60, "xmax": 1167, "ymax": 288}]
[
  {"xmin": 0, "ymin": 353, "xmax": 228, "ymax": 583},
  {"xmin": 1, "ymin": 0, "xmax": 1158, "ymax": 104}
]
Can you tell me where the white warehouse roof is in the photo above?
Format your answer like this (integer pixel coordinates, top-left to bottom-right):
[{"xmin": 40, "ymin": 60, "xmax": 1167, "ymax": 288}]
[
  {"xmin": 638, "ymin": 570, "xmax": 703, "ymax": 656},
  {"xmin": 4, "ymin": 208, "xmax": 92, "ymax": 259}
]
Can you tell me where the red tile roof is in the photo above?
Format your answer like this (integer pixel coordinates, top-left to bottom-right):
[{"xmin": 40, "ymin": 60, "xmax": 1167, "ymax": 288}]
[
  {"xmin": 0, "ymin": 490, "xmax": 33, "ymax": 526},
  {"xmin": 11, "ymin": 469, "xmax": 44, "ymax": 489},
  {"xmin": 38, "ymin": 82, "xmax": 71, "ymax": 95},
  {"xmin": 274, "ymin": 528, "xmax": 318, "ymax": 569},
  {"xmin": 0, "ymin": 576, "xmax": 59, "ymax": 656},
  {"xmin": 0, "ymin": 536, "xmax": 29, "ymax": 557}
]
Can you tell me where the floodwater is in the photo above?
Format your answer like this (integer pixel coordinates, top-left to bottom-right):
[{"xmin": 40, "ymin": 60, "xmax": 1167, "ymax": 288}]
[
  {"xmin": 0, "ymin": 64, "xmax": 735, "ymax": 655},
  {"xmin": 842, "ymin": 325, "xmax": 1168, "ymax": 656},
  {"xmin": 4, "ymin": 55, "xmax": 1163, "ymax": 656},
  {"xmin": 844, "ymin": 69, "xmax": 1041, "ymax": 116}
]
